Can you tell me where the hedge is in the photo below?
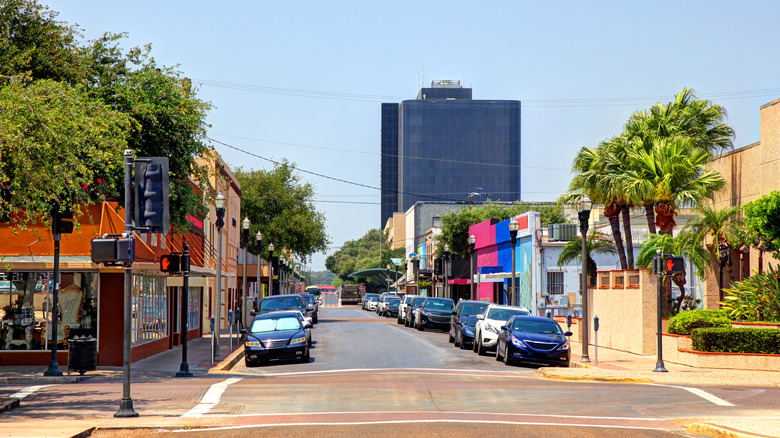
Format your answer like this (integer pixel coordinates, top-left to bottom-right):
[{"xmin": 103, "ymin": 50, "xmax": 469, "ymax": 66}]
[
  {"xmin": 667, "ymin": 309, "xmax": 731, "ymax": 335},
  {"xmin": 691, "ymin": 328, "xmax": 780, "ymax": 354}
]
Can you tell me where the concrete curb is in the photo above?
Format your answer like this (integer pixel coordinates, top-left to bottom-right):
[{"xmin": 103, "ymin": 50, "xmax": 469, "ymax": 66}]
[
  {"xmin": 536, "ymin": 369, "xmax": 653, "ymax": 384},
  {"xmin": 0, "ymin": 397, "xmax": 20, "ymax": 413},
  {"xmin": 686, "ymin": 422, "xmax": 772, "ymax": 438},
  {"xmin": 208, "ymin": 347, "xmax": 244, "ymax": 373},
  {"xmin": 0, "ymin": 375, "xmax": 90, "ymax": 385}
]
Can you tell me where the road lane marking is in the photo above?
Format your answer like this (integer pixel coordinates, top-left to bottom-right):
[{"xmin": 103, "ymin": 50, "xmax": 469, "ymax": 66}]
[
  {"xmin": 673, "ymin": 386, "xmax": 734, "ymax": 407},
  {"xmin": 171, "ymin": 419, "xmax": 679, "ymax": 433},
  {"xmin": 181, "ymin": 377, "xmax": 242, "ymax": 418},
  {"xmin": 9, "ymin": 385, "xmax": 52, "ymax": 400},
  {"xmin": 243, "ymin": 367, "xmax": 531, "ymax": 378},
  {"xmin": 194, "ymin": 410, "xmax": 666, "ymax": 422}
]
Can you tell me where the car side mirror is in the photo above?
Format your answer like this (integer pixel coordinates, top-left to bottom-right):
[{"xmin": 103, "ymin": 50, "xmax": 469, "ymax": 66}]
[
  {"xmin": 240, "ymin": 329, "xmax": 248, "ymax": 335},
  {"xmin": 501, "ymin": 325, "xmax": 509, "ymax": 331},
  {"xmin": 451, "ymin": 311, "xmax": 456, "ymax": 316},
  {"xmin": 304, "ymin": 323, "xmax": 313, "ymax": 329},
  {"xmin": 307, "ymin": 304, "xmax": 315, "ymax": 310},
  {"xmin": 564, "ymin": 331, "xmax": 573, "ymax": 337},
  {"xmin": 476, "ymin": 314, "xmax": 484, "ymax": 320},
  {"xmin": 250, "ymin": 310, "xmax": 256, "ymax": 316}
]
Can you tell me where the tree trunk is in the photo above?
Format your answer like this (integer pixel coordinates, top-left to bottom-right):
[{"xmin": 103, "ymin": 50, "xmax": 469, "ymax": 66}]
[
  {"xmin": 587, "ymin": 256, "xmax": 597, "ymax": 287},
  {"xmin": 662, "ymin": 275, "xmax": 672, "ymax": 316},
  {"xmin": 655, "ymin": 201, "xmax": 676, "ymax": 236},
  {"xmin": 621, "ymin": 204, "xmax": 635, "ymax": 269},
  {"xmin": 672, "ymin": 272, "xmax": 687, "ymax": 313},
  {"xmin": 605, "ymin": 202, "xmax": 628, "ymax": 269},
  {"xmin": 644, "ymin": 201, "xmax": 657, "ymax": 234}
]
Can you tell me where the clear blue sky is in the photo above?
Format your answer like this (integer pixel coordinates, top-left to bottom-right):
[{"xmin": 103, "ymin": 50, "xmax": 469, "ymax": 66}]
[{"xmin": 46, "ymin": 1, "xmax": 780, "ymax": 271}]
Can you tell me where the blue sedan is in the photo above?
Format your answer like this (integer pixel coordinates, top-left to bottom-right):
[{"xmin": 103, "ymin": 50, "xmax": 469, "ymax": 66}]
[
  {"xmin": 242, "ymin": 311, "xmax": 313, "ymax": 366},
  {"xmin": 495, "ymin": 315, "xmax": 572, "ymax": 367}
]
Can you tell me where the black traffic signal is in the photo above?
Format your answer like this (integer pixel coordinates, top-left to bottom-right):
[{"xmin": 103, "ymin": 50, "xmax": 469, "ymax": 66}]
[
  {"xmin": 134, "ymin": 157, "xmax": 169, "ymax": 234},
  {"xmin": 160, "ymin": 253, "xmax": 181, "ymax": 273},
  {"xmin": 665, "ymin": 256, "xmax": 685, "ymax": 274},
  {"xmin": 52, "ymin": 204, "xmax": 74, "ymax": 235},
  {"xmin": 90, "ymin": 234, "xmax": 135, "ymax": 265}
]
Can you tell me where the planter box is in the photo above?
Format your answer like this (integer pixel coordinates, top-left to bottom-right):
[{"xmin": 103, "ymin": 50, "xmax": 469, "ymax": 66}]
[
  {"xmin": 662, "ymin": 333, "xmax": 780, "ymax": 371},
  {"xmin": 732, "ymin": 321, "xmax": 780, "ymax": 329}
]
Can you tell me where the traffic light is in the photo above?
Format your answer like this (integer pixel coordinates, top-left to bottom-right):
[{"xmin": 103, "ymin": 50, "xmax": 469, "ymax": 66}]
[
  {"xmin": 160, "ymin": 253, "xmax": 181, "ymax": 273},
  {"xmin": 51, "ymin": 204, "xmax": 74, "ymax": 235},
  {"xmin": 665, "ymin": 256, "xmax": 685, "ymax": 274},
  {"xmin": 134, "ymin": 157, "xmax": 169, "ymax": 234},
  {"xmin": 90, "ymin": 234, "xmax": 135, "ymax": 265}
]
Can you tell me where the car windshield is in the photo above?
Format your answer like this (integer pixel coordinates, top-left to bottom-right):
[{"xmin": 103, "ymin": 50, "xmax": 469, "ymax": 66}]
[
  {"xmin": 260, "ymin": 297, "xmax": 303, "ymax": 311},
  {"xmin": 303, "ymin": 295, "xmax": 315, "ymax": 304},
  {"xmin": 461, "ymin": 302, "xmax": 489, "ymax": 315},
  {"xmin": 464, "ymin": 316, "xmax": 479, "ymax": 327},
  {"xmin": 411, "ymin": 298, "xmax": 426, "ymax": 306},
  {"xmin": 487, "ymin": 308, "xmax": 530, "ymax": 321},
  {"xmin": 251, "ymin": 316, "xmax": 302, "ymax": 333},
  {"xmin": 368, "ymin": 296, "xmax": 378, "ymax": 302},
  {"xmin": 424, "ymin": 299, "xmax": 454, "ymax": 310},
  {"xmin": 513, "ymin": 319, "xmax": 563, "ymax": 335},
  {"xmin": 387, "ymin": 298, "xmax": 401, "ymax": 305}
]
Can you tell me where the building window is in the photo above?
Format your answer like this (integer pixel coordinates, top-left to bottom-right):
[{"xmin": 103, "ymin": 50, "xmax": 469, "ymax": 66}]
[
  {"xmin": 132, "ymin": 273, "xmax": 168, "ymax": 345},
  {"xmin": 547, "ymin": 271, "xmax": 564, "ymax": 295},
  {"xmin": 432, "ymin": 216, "xmax": 441, "ymax": 228}
]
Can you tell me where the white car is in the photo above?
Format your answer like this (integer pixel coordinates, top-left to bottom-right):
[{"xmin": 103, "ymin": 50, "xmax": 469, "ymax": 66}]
[
  {"xmin": 397, "ymin": 295, "xmax": 420, "ymax": 325},
  {"xmin": 376, "ymin": 293, "xmax": 399, "ymax": 316},
  {"xmin": 473, "ymin": 304, "xmax": 530, "ymax": 355}
]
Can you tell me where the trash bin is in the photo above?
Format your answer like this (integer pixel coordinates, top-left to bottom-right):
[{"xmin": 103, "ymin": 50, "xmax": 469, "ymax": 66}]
[{"xmin": 68, "ymin": 336, "xmax": 97, "ymax": 375}]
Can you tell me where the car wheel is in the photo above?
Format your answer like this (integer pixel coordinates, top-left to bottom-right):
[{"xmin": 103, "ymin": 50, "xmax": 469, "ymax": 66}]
[
  {"xmin": 495, "ymin": 341, "xmax": 503, "ymax": 361},
  {"xmin": 448, "ymin": 331, "xmax": 455, "ymax": 343},
  {"xmin": 313, "ymin": 314, "xmax": 318, "ymax": 324},
  {"xmin": 503, "ymin": 344, "xmax": 513, "ymax": 366},
  {"xmin": 244, "ymin": 358, "xmax": 255, "ymax": 367},
  {"xmin": 454, "ymin": 331, "xmax": 460, "ymax": 347},
  {"xmin": 477, "ymin": 337, "xmax": 487, "ymax": 356},
  {"xmin": 397, "ymin": 316, "xmax": 403, "ymax": 324},
  {"xmin": 301, "ymin": 349, "xmax": 310, "ymax": 363},
  {"xmin": 417, "ymin": 320, "xmax": 424, "ymax": 331},
  {"xmin": 473, "ymin": 332, "xmax": 479, "ymax": 353}
]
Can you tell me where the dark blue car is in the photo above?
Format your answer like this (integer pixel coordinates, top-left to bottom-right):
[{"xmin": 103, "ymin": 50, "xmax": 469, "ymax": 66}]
[
  {"xmin": 495, "ymin": 315, "xmax": 572, "ymax": 367},
  {"xmin": 242, "ymin": 311, "xmax": 312, "ymax": 366}
]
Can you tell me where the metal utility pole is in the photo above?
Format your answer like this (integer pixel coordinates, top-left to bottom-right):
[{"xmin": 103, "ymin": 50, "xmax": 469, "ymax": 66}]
[{"xmin": 175, "ymin": 244, "xmax": 193, "ymax": 377}]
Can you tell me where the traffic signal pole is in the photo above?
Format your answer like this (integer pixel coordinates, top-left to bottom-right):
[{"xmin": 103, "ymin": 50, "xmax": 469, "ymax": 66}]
[{"xmin": 116, "ymin": 149, "xmax": 138, "ymax": 417}]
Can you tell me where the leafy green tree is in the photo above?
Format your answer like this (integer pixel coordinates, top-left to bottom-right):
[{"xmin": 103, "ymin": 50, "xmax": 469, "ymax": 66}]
[
  {"xmin": 438, "ymin": 201, "xmax": 565, "ymax": 259},
  {"xmin": 743, "ymin": 191, "xmax": 780, "ymax": 259},
  {"xmin": 637, "ymin": 232, "xmax": 710, "ymax": 315},
  {"xmin": 234, "ymin": 161, "xmax": 329, "ymax": 260},
  {"xmin": 556, "ymin": 231, "xmax": 618, "ymax": 285},
  {"xmin": 325, "ymin": 229, "xmax": 404, "ymax": 282},
  {"xmin": 0, "ymin": 80, "xmax": 129, "ymax": 228}
]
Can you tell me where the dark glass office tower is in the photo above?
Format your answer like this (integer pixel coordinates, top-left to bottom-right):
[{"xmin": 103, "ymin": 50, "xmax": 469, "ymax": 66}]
[{"xmin": 380, "ymin": 81, "xmax": 521, "ymax": 228}]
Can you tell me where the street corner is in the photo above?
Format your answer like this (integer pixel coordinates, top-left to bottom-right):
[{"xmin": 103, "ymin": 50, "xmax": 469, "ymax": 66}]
[
  {"xmin": 685, "ymin": 422, "xmax": 775, "ymax": 438},
  {"xmin": 535, "ymin": 366, "xmax": 653, "ymax": 384},
  {"xmin": 0, "ymin": 397, "xmax": 20, "ymax": 413}
]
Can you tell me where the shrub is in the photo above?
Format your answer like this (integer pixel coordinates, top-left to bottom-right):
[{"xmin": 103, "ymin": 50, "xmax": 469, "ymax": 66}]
[
  {"xmin": 691, "ymin": 328, "xmax": 780, "ymax": 354},
  {"xmin": 721, "ymin": 265, "xmax": 780, "ymax": 322},
  {"xmin": 667, "ymin": 309, "xmax": 731, "ymax": 335}
]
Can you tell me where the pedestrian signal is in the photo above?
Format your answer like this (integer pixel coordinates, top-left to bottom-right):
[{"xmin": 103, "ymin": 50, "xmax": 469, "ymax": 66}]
[
  {"xmin": 665, "ymin": 256, "xmax": 685, "ymax": 274},
  {"xmin": 161, "ymin": 253, "xmax": 181, "ymax": 273}
]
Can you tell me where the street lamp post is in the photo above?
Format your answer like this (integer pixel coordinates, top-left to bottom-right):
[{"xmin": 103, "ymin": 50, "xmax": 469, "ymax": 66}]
[
  {"xmin": 577, "ymin": 195, "xmax": 593, "ymax": 363},
  {"xmin": 508, "ymin": 220, "xmax": 519, "ymax": 307},
  {"xmin": 256, "ymin": 232, "xmax": 262, "ymax": 305},
  {"xmin": 175, "ymin": 244, "xmax": 193, "ymax": 378},
  {"xmin": 242, "ymin": 217, "xmax": 250, "ymax": 329},
  {"xmin": 213, "ymin": 193, "xmax": 226, "ymax": 361},
  {"xmin": 268, "ymin": 243, "xmax": 274, "ymax": 296},
  {"xmin": 653, "ymin": 249, "xmax": 668, "ymax": 373},
  {"xmin": 394, "ymin": 264, "xmax": 399, "ymax": 294},
  {"xmin": 443, "ymin": 244, "xmax": 450, "ymax": 300},
  {"xmin": 468, "ymin": 234, "xmax": 476, "ymax": 301}
]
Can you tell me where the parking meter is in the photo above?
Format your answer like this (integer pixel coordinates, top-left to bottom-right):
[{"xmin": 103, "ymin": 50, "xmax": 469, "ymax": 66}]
[
  {"xmin": 594, "ymin": 315, "xmax": 600, "ymax": 332},
  {"xmin": 546, "ymin": 311, "xmax": 552, "ymax": 319},
  {"xmin": 228, "ymin": 309, "xmax": 234, "ymax": 325},
  {"xmin": 209, "ymin": 315, "xmax": 215, "ymax": 332},
  {"xmin": 566, "ymin": 314, "xmax": 572, "ymax": 330},
  {"xmin": 593, "ymin": 315, "xmax": 600, "ymax": 366}
]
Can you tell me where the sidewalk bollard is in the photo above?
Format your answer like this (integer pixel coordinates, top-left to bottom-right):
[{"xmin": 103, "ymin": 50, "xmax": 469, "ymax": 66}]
[
  {"xmin": 594, "ymin": 315, "xmax": 600, "ymax": 366},
  {"xmin": 546, "ymin": 310, "xmax": 552, "ymax": 319},
  {"xmin": 210, "ymin": 315, "xmax": 215, "ymax": 365}
]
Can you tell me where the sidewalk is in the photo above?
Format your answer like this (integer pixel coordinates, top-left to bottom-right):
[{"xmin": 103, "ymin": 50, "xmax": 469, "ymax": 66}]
[{"xmin": 537, "ymin": 341, "xmax": 780, "ymax": 438}]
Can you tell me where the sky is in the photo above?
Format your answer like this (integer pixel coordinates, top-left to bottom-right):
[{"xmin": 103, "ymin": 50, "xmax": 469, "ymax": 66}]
[{"xmin": 45, "ymin": 1, "xmax": 780, "ymax": 271}]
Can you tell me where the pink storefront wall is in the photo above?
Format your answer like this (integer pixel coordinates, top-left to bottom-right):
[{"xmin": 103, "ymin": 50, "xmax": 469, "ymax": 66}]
[{"xmin": 470, "ymin": 219, "xmax": 497, "ymax": 302}]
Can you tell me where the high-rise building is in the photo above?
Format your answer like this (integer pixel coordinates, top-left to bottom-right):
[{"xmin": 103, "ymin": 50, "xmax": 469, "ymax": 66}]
[{"xmin": 380, "ymin": 80, "xmax": 521, "ymax": 228}]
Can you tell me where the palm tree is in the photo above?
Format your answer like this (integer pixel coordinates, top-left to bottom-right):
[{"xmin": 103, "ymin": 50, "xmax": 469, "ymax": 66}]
[
  {"xmin": 620, "ymin": 137, "xmax": 725, "ymax": 235},
  {"xmin": 637, "ymin": 232, "xmax": 710, "ymax": 315},
  {"xmin": 557, "ymin": 231, "xmax": 618, "ymax": 287},
  {"xmin": 684, "ymin": 205, "xmax": 743, "ymax": 300},
  {"xmin": 562, "ymin": 146, "xmax": 628, "ymax": 269}
]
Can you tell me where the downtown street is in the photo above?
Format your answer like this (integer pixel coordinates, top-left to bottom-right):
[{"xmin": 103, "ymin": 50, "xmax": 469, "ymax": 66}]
[{"xmin": 1, "ymin": 306, "xmax": 779, "ymax": 437}]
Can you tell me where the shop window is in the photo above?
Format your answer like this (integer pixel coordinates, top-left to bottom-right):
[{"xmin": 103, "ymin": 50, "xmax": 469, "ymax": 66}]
[
  {"xmin": 131, "ymin": 274, "xmax": 168, "ymax": 345},
  {"xmin": 1, "ymin": 271, "xmax": 98, "ymax": 351},
  {"xmin": 547, "ymin": 272, "xmax": 564, "ymax": 295}
]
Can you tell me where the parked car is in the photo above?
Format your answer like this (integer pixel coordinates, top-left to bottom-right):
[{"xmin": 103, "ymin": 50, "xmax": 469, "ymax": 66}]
[
  {"xmin": 449, "ymin": 300, "xmax": 490, "ymax": 344},
  {"xmin": 405, "ymin": 296, "xmax": 427, "ymax": 327},
  {"xmin": 364, "ymin": 294, "xmax": 379, "ymax": 311},
  {"xmin": 473, "ymin": 304, "xmax": 530, "ymax": 355},
  {"xmin": 288, "ymin": 310, "xmax": 313, "ymax": 347},
  {"xmin": 496, "ymin": 315, "xmax": 572, "ymax": 367},
  {"xmin": 242, "ymin": 311, "xmax": 312, "ymax": 366},
  {"xmin": 300, "ymin": 293, "xmax": 319, "ymax": 323},
  {"xmin": 397, "ymin": 294, "xmax": 420, "ymax": 325},
  {"xmin": 454, "ymin": 315, "xmax": 479, "ymax": 349},
  {"xmin": 414, "ymin": 297, "xmax": 455, "ymax": 331},
  {"xmin": 258, "ymin": 294, "xmax": 315, "ymax": 323},
  {"xmin": 376, "ymin": 292, "xmax": 400, "ymax": 315},
  {"xmin": 383, "ymin": 297, "xmax": 402, "ymax": 317},
  {"xmin": 362, "ymin": 293, "xmax": 379, "ymax": 310}
]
